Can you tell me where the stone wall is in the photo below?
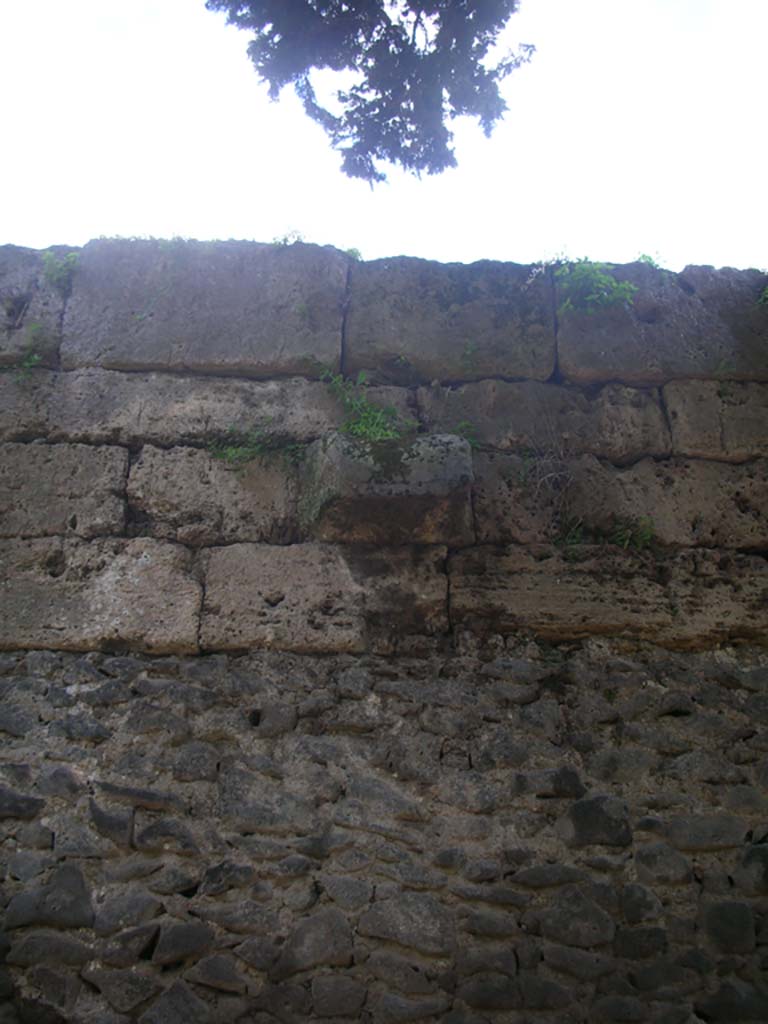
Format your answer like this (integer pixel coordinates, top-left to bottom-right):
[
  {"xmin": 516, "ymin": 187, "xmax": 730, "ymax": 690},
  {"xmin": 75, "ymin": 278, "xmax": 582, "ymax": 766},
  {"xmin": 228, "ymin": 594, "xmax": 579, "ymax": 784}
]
[{"xmin": 0, "ymin": 239, "xmax": 767, "ymax": 1024}]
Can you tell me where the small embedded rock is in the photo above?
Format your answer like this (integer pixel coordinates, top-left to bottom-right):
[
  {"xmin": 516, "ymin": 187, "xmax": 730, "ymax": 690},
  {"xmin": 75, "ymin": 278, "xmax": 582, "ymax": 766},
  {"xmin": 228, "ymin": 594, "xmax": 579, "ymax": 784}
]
[
  {"xmin": 94, "ymin": 886, "xmax": 162, "ymax": 936},
  {"xmin": 312, "ymin": 975, "xmax": 367, "ymax": 1017},
  {"xmin": 185, "ymin": 953, "xmax": 247, "ymax": 994},
  {"xmin": 665, "ymin": 813, "xmax": 746, "ymax": 851},
  {"xmin": 540, "ymin": 886, "xmax": 616, "ymax": 948},
  {"xmin": 456, "ymin": 973, "xmax": 521, "ymax": 1011},
  {"xmin": 134, "ymin": 818, "xmax": 200, "ymax": 856},
  {"xmin": 152, "ymin": 921, "xmax": 215, "ymax": 966},
  {"xmin": 7, "ymin": 930, "xmax": 92, "ymax": 967},
  {"xmin": 557, "ymin": 794, "xmax": 632, "ymax": 847},
  {"xmin": 4, "ymin": 864, "xmax": 93, "ymax": 929},
  {"xmin": 702, "ymin": 900, "xmax": 755, "ymax": 953},
  {"xmin": 634, "ymin": 842, "xmax": 693, "ymax": 885},
  {"xmin": 0, "ymin": 783, "xmax": 44, "ymax": 820},
  {"xmin": 273, "ymin": 907, "xmax": 352, "ymax": 977},
  {"xmin": 82, "ymin": 966, "xmax": 161, "ymax": 1014},
  {"xmin": 138, "ymin": 979, "xmax": 211, "ymax": 1024}
]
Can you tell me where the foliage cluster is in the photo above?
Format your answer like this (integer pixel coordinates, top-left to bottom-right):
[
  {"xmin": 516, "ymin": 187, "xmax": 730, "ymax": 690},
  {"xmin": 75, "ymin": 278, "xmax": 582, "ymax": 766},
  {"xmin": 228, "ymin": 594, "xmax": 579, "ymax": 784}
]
[
  {"xmin": 209, "ymin": 426, "xmax": 305, "ymax": 469},
  {"xmin": 322, "ymin": 368, "xmax": 406, "ymax": 441},
  {"xmin": 42, "ymin": 251, "xmax": 79, "ymax": 300},
  {"xmin": 555, "ymin": 259, "xmax": 638, "ymax": 316},
  {"xmin": 206, "ymin": 0, "xmax": 533, "ymax": 183}
]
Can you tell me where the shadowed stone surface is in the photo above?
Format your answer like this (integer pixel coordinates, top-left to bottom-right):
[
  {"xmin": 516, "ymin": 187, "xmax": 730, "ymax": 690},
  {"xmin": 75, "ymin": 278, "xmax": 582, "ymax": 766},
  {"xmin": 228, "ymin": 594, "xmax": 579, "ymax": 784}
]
[
  {"xmin": 0, "ymin": 537, "xmax": 201, "ymax": 653},
  {"xmin": 200, "ymin": 543, "xmax": 448, "ymax": 653},
  {"xmin": 128, "ymin": 445, "xmax": 298, "ymax": 546},
  {"xmin": 558, "ymin": 262, "xmax": 768, "ymax": 385},
  {"xmin": 418, "ymin": 379, "xmax": 670, "ymax": 463},
  {"xmin": 302, "ymin": 432, "xmax": 474, "ymax": 545},
  {"xmin": 664, "ymin": 379, "xmax": 768, "ymax": 461},
  {"xmin": 62, "ymin": 238, "xmax": 347, "ymax": 377},
  {"xmin": 449, "ymin": 545, "xmax": 768, "ymax": 648},
  {"xmin": 345, "ymin": 257, "xmax": 555, "ymax": 384},
  {"xmin": 0, "ymin": 442, "xmax": 127, "ymax": 539}
]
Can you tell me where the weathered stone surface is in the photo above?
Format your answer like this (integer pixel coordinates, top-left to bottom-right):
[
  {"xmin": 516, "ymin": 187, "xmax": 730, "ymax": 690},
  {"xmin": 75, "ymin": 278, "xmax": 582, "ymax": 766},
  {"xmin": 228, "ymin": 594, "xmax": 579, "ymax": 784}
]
[
  {"xmin": 456, "ymin": 973, "xmax": 521, "ymax": 1011},
  {"xmin": 558, "ymin": 794, "xmax": 632, "ymax": 847},
  {"xmin": 358, "ymin": 894, "xmax": 456, "ymax": 955},
  {"xmin": 665, "ymin": 814, "xmax": 746, "ymax": 851},
  {"xmin": 138, "ymin": 979, "xmax": 212, "ymax": 1024},
  {"xmin": 734, "ymin": 844, "xmax": 768, "ymax": 894},
  {"xmin": 0, "ymin": 244, "xmax": 66, "ymax": 368},
  {"xmin": 634, "ymin": 843, "xmax": 693, "ymax": 886},
  {"xmin": 62, "ymin": 238, "xmax": 347, "ymax": 377},
  {"xmin": 418, "ymin": 380, "xmax": 670, "ymax": 462},
  {"xmin": 0, "ymin": 783, "xmax": 44, "ymax": 820},
  {"xmin": 311, "ymin": 975, "xmax": 367, "ymax": 1016},
  {"xmin": 345, "ymin": 257, "xmax": 555, "ymax": 384},
  {"xmin": 558, "ymin": 262, "xmax": 768, "ymax": 385},
  {"xmin": 127, "ymin": 444, "xmax": 298, "ymax": 546},
  {"xmin": 273, "ymin": 908, "xmax": 353, "ymax": 977},
  {"xmin": 695, "ymin": 980, "xmax": 768, "ymax": 1022},
  {"xmin": 94, "ymin": 887, "xmax": 162, "ymax": 936},
  {"xmin": 665, "ymin": 379, "xmax": 768, "ymax": 461},
  {"xmin": 7, "ymin": 930, "xmax": 92, "ymax": 967},
  {"xmin": 185, "ymin": 954, "xmax": 247, "ymax": 994},
  {"xmin": 702, "ymin": 900, "xmax": 755, "ymax": 953},
  {"xmin": 152, "ymin": 922, "xmax": 215, "ymax": 966},
  {"xmin": 0, "ymin": 367, "xmax": 412, "ymax": 448},
  {"xmin": 82, "ymin": 966, "xmax": 161, "ymax": 1013},
  {"xmin": 449, "ymin": 545, "xmax": 768, "ymax": 647},
  {"xmin": 5, "ymin": 865, "xmax": 93, "ymax": 929},
  {"xmin": 0, "ymin": 442, "xmax": 127, "ymax": 539},
  {"xmin": 302, "ymin": 433, "xmax": 474, "ymax": 546},
  {"xmin": 540, "ymin": 886, "xmax": 616, "ymax": 948},
  {"xmin": 200, "ymin": 543, "xmax": 448, "ymax": 653},
  {"xmin": 567, "ymin": 455, "xmax": 768, "ymax": 549},
  {"xmin": 0, "ymin": 537, "xmax": 201, "ymax": 653}
]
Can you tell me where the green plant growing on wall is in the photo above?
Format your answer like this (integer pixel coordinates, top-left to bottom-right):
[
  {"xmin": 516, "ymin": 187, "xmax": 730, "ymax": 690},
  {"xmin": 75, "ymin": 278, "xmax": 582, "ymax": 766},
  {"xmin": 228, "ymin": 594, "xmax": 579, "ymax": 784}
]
[
  {"xmin": 454, "ymin": 420, "xmax": 480, "ymax": 449},
  {"xmin": 610, "ymin": 516, "xmax": 655, "ymax": 551},
  {"xmin": 758, "ymin": 285, "xmax": 768, "ymax": 306},
  {"xmin": 555, "ymin": 259, "xmax": 638, "ymax": 316},
  {"xmin": 209, "ymin": 425, "xmax": 305, "ymax": 470},
  {"xmin": 42, "ymin": 251, "xmax": 79, "ymax": 299},
  {"xmin": 322, "ymin": 369, "xmax": 406, "ymax": 442}
]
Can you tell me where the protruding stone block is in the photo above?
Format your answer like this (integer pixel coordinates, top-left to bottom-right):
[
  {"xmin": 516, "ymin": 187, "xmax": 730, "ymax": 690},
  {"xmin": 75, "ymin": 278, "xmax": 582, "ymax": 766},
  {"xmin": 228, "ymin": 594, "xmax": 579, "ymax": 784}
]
[
  {"xmin": 418, "ymin": 380, "xmax": 670, "ymax": 462},
  {"xmin": 558, "ymin": 262, "xmax": 768, "ymax": 385},
  {"xmin": 127, "ymin": 445, "xmax": 298, "ymax": 546},
  {"xmin": 449, "ymin": 545, "xmax": 768, "ymax": 648},
  {"xmin": 665, "ymin": 380, "xmax": 768, "ymax": 461},
  {"xmin": 0, "ymin": 368, "xmax": 413, "ymax": 448},
  {"xmin": 0, "ymin": 442, "xmax": 127, "ymax": 538},
  {"xmin": 61, "ymin": 238, "xmax": 347, "ymax": 377},
  {"xmin": 345, "ymin": 257, "xmax": 555, "ymax": 384},
  {"xmin": 0, "ymin": 537, "xmax": 201, "ymax": 653},
  {"xmin": 200, "ymin": 543, "xmax": 448, "ymax": 653},
  {"xmin": 301, "ymin": 432, "xmax": 474, "ymax": 545}
]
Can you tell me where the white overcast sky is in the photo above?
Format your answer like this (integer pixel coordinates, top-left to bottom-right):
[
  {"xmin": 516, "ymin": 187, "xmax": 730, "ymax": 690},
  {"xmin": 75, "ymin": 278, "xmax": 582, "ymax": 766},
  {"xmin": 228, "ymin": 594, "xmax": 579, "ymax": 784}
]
[{"xmin": 0, "ymin": 0, "xmax": 765, "ymax": 270}]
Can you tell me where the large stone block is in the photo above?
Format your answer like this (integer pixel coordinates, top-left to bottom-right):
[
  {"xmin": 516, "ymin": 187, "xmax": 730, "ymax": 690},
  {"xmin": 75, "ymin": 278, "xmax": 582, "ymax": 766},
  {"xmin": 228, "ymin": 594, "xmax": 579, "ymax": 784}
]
[
  {"xmin": 558, "ymin": 262, "xmax": 768, "ymax": 385},
  {"xmin": 449, "ymin": 545, "xmax": 768, "ymax": 648},
  {"xmin": 200, "ymin": 544, "xmax": 448, "ymax": 653},
  {"xmin": 61, "ymin": 238, "xmax": 348, "ymax": 377},
  {"xmin": 567, "ymin": 456, "xmax": 768, "ymax": 549},
  {"xmin": 0, "ymin": 245, "xmax": 68, "ymax": 369},
  {"xmin": 0, "ymin": 538, "xmax": 201, "ymax": 653},
  {"xmin": 1, "ymin": 443, "xmax": 127, "ymax": 539},
  {"xmin": 345, "ymin": 257, "xmax": 555, "ymax": 384},
  {"xmin": 127, "ymin": 445, "xmax": 298, "ymax": 546},
  {"xmin": 301, "ymin": 433, "xmax": 474, "ymax": 546},
  {"xmin": 418, "ymin": 380, "xmax": 670, "ymax": 462},
  {"xmin": 665, "ymin": 380, "xmax": 768, "ymax": 461},
  {"xmin": 0, "ymin": 368, "xmax": 413, "ymax": 448}
]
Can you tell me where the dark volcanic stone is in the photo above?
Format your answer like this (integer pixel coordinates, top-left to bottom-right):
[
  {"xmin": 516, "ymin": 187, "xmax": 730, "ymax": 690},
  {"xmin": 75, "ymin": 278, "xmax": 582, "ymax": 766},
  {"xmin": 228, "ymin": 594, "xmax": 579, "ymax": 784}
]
[
  {"xmin": 622, "ymin": 883, "xmax": 662, "ymax": 924},
  {"xmin": 233, "ymin": 936, "xmax": 280, "ymax": 971},
  {"xmin": 82, "ymin": 965, "xmax": 160, "ymax": 1013},
  {"xmin": 456, "ymin": 973, "xmax": 521, "ymax": 1011},
  {"xmin": 4, "ymin": 865, "xmax": 93, "ymax": 929},
  {"xmin": 542, "ymin": 943, "xmax": 612, "ymax": 980},
  {"xmin": 89, "ymin": 799, "xmax": 133, "ymax": 847},
  {"xmin": 7, "ymin": 930, "xmax": 92, "ymax": 967},
  {"xmin": 559, "ymin": 794, "xmax": 632, "ymax": 847},
  {"xmin": 702, "ymin": 900, "xmax": 756, "ymax": 953},
  {"xmin": 734, "ymin": 844, "xmax": 768, "ymax": 894},
  {"xmin": 665, "ymin": 813, "xmax": 746, "ymax": 851},
  {"xmin": 94, "ymin": 887, "xmax": 162, "ymax": 936},
  {"xmin": 371, "ymin": 991, "xmax": 452, "ymax": 1022},
  {"xmin": 614, "ymin": 927, "xmax": 668, "ymax": 959},
  {"xmin": 519, "ymin": 972, "xmax": 570, "ymax": 1009},
  {"xmin": 696, "ymin": 980, "xmax": 768, "ymax": 1022},
  {"xmin": 38, "ymin": 766, "xmax": 83, "ymax": 799},
  {"xmin": 0, "ymin": 704, "xmax": 37, "ymax": 737},
  {"xmin": 138, "ymin": 980, "xmax": 211, "ymax": 1024},
  {"xmin": 185, "ymin": 954, "xmax": 247, "ymax": 994},
  {"xmin": 513, "ymin": 864, "xmax": 586, "ymax": 888},
  {"xmin": 134, "ymin": 818, "xmax": 199, "ymax": 856},
  {"xmin": 57, "ymin": 711, "xmax": 111, "ymax": 743},
  {"xmin": 540, "ymin": 886, "xmax": 615, "ymax": 948},
  {"xmin": 199, "ymin": 860, "xmax": 256, "ymax": 896},
  {"xmin": 250, "ymin": 702, "xmax": 298, "ymax": 737},
  {"xmin": 102, "ymin": 924, "xmax": 161, "ymax": 967},
  {"xmin": 0, "ymin": 783, "xmax": 44, "ymax": 820},
  {"xmin": 321, "ymin": 873, "xmax": 373, "ymax": 910},
  {"xmin": 634, "ymin": 842, "xmax": 693, "ymax": 885},
  {"xmin": 368, "ymin": 950, "xmax": 440, "ymax": 994},
  {"xmin": 173, "ymin": 741, "xmax": 219, "ymax": 782},
  {"xmin": 593, "ymin": 995, "xmax": 649, "ymax": 1021},
  {"xmin": 358, "ymin": 894, "xmax": 455, "ymax": 955},
  {"xmin": 152, "ymin": 922, "xmax": 215, "ymax": 966},
  {"xmin": 273, "ymin": 907, "xmax": 352, "ymax": 977},
  {"xmin": 312, "ymin": 975, "xmax": 367, "ymax": 1017}
]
